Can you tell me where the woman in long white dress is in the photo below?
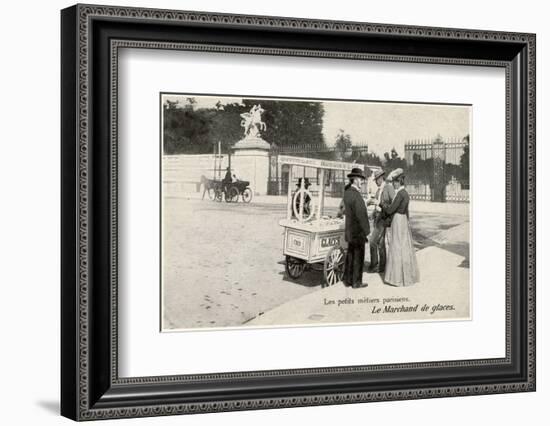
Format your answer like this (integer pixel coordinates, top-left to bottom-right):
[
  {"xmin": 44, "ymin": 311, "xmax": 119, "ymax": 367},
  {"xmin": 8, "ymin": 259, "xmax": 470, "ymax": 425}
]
[{"xmin": 382, "ymin": 169, "xmax": 419, "ymax": 286}]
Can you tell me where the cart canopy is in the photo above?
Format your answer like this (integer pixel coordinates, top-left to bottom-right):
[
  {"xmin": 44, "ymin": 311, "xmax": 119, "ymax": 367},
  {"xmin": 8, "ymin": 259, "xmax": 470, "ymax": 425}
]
[{"xmin": 278, "ymin": 155, "xmax": 364, "ymax": 172}]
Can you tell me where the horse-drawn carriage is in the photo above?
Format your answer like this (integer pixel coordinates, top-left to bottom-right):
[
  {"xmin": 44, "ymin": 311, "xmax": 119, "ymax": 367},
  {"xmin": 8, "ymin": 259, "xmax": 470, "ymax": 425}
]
[
  {"xmin": 202, "ymin": 176, "xmax": 253, "ymax": 203},
  {"xmin": 278, "ymin": 155, "xmax": 365, "ymax": 287}
]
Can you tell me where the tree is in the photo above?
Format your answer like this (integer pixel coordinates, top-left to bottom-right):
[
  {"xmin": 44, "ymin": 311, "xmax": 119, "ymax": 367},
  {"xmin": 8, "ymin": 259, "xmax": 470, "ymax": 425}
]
[
  {"xmin": 242, "ymin": 99, "xmax": 325, "ymax": 149},
  {"xmin": 205, "ymin": 102, "xmax": 243, "ymax": 150},
  {"xmin": 364, "ymin": 152, "xmax": 383, "ymax": 167},
  {"xmin": 382, "ymin": 147, "xmax": 407, "ymax": 175},
  {"xmin": 408, "ymin": 153, "xmax": 433, "ymax": 183},
  {"xmin": 162, "ymin": 98, "xmax": 328, "ymax": 155},
  {"xmin": 350, "ymin": 145, "xmax": 373, "ymax": 165},
  {"xmin": 185, "ymin": 97, "xmax": 197, "ymax": 110},
  {"xmin": 334, "ymin": 129, "xmax": 353, "ymax": 160},
  {"xmin": 165, "ymin": 100, "xmax": 179, "ymax": 109},
  {"xmin": 163, "ymin": 101, "xmax": 212, "ymax": 154}
]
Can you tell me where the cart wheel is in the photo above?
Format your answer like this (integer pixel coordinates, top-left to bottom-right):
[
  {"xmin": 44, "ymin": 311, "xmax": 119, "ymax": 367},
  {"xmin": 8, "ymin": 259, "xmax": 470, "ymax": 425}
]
[
  {"xmin": 285, "ymin": 256, "xmax": 306, "ymax": 279},
  {"xmin": 214, "ymin": 188, "xmax": 223, "ymax": 202},
  {"xmin": 242, "ymin": 188, "xmax": 253, "ymax": 203},
  {"xmin": 323, "ymin": 246, "xmax": 345, "ymax": 287},
  {"xmin": 207, "ymin": 187, "xmax": 216, "ymax": 201},
  {"xmin": 226, "ymin": 186, "xmax": 239, "ymax": 203}
]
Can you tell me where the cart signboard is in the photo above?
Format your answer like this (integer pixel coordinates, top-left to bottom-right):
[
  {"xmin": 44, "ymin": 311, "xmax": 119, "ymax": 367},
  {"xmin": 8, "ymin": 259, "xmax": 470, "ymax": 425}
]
[{"xmin": 278, "ymin": 155, "xmax": 363, "ymax": 171}]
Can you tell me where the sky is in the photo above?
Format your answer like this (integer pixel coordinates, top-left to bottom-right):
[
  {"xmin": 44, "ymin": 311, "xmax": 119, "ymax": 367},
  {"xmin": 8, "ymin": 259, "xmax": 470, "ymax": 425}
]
[{"xmin": 162, "ymin": 94, "xmax": 471, "ymax": 157}]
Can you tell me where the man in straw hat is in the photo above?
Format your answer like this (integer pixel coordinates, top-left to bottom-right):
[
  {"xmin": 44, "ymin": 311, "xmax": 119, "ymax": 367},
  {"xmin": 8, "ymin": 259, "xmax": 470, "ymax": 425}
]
[
  {"xmin": 342, "ymin": 167, "xmax": 370, "ymax": 288},
  {"xmin": 366, "ymin": 168, "xmax": 395, "ymax": 273}
]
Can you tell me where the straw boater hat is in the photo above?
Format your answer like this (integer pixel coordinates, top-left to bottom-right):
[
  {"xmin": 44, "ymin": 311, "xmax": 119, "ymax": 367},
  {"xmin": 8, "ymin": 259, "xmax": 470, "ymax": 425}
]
[
  {"xmin": 347, "ymin": 167, "xmax": 366, "ymax": 180},
  {"xmin": 388, "ymin": 168, "xmax": 405, "ymax": 182},
  {"xmin": 373, "ymin": 169, "xmax": 385, "ymax": 180}
]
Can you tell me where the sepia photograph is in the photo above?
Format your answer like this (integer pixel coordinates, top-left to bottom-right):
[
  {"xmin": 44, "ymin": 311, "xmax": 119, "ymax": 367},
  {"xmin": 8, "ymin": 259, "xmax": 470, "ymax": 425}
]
[{"xmin": 160, "ymin": 93, "xmax": 472, "ymax": 331}]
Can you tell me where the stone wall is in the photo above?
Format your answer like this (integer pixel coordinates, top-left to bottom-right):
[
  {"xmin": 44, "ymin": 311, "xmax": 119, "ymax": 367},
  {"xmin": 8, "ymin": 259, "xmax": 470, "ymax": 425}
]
[
  {"xmin": 162, "ymin": 154, "xmax": 229, "ymax": 196},
  {"xmin": 162, "ymin": 152, "xmax": 271, "ymax": 196}
]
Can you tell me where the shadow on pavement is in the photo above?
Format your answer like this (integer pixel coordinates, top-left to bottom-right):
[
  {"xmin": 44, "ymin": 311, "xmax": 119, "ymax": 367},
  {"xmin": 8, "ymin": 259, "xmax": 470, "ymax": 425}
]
[{"xmin": 276, "ymin": 260, "xmax": 323, "ymax": 288}]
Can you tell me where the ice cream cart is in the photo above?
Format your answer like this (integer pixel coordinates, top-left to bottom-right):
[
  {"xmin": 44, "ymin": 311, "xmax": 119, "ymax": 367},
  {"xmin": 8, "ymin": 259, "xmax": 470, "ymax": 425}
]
[{"xmin": 278, "ymin": 155, "xmax": 365, "ymax": 287}]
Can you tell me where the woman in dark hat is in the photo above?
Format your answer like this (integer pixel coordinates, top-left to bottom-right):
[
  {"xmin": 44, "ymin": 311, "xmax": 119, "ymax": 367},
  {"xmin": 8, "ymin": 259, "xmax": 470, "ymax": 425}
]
[
  {"xmin": 381, "ymin": 168, "xmax": 419, "ymax": 286},
  {"xmin": 342, "ymin": 167, "xmax": 370, "ymax": 288}
]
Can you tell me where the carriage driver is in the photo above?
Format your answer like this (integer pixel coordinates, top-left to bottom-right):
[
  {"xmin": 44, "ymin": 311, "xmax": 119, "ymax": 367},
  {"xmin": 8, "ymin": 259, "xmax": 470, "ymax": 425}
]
[{"xmin": 222, "ymin": 166, "xmax": 232, "ymax": 194}]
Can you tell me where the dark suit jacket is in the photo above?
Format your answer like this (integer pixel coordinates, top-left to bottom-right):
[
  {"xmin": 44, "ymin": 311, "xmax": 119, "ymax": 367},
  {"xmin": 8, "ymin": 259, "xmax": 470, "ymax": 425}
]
[{"xmin": 343, "ymin": 186, "xmax": 370, "ymax": 244}]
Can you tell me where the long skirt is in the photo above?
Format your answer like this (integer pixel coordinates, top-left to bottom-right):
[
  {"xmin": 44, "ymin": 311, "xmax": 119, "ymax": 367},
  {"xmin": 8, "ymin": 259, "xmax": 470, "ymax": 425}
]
[{"xmin": 384, "ymin": 213, "xmax": 419, "ymax": 286}]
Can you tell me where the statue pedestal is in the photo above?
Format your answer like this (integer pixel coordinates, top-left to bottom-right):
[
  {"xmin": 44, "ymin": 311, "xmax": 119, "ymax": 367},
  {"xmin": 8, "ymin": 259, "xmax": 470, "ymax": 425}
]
[{"xmin": 232, "ymin": 136, "xmax": 271, "ymax": 196}]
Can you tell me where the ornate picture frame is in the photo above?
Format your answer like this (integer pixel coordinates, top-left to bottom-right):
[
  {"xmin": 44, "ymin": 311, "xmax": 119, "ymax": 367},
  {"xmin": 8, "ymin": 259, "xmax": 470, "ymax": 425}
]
[{"xmin": 61, "ymin": 4, "xmax": 535, "ymax": 421}]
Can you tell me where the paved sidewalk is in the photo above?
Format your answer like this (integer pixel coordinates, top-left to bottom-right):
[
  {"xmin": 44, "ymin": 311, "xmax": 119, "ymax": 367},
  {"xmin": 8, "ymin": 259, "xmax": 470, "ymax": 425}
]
[{"xmin": 246, "ymin": 246, "xmax": 470, "ymax": 327}]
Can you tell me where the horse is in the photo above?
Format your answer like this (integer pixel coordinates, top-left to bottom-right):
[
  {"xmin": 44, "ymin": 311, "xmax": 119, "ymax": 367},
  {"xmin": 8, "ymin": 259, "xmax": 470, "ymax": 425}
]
[{"xmin": 200, "ymin": 175, "xmax": 218, "ymax": 200}]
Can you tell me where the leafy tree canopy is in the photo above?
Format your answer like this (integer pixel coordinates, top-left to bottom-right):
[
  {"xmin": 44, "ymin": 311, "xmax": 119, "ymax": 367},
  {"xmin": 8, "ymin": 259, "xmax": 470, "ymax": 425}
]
[{"xmin": 163, "ymin": 98, "xmax": 326, "ymax": 155}]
